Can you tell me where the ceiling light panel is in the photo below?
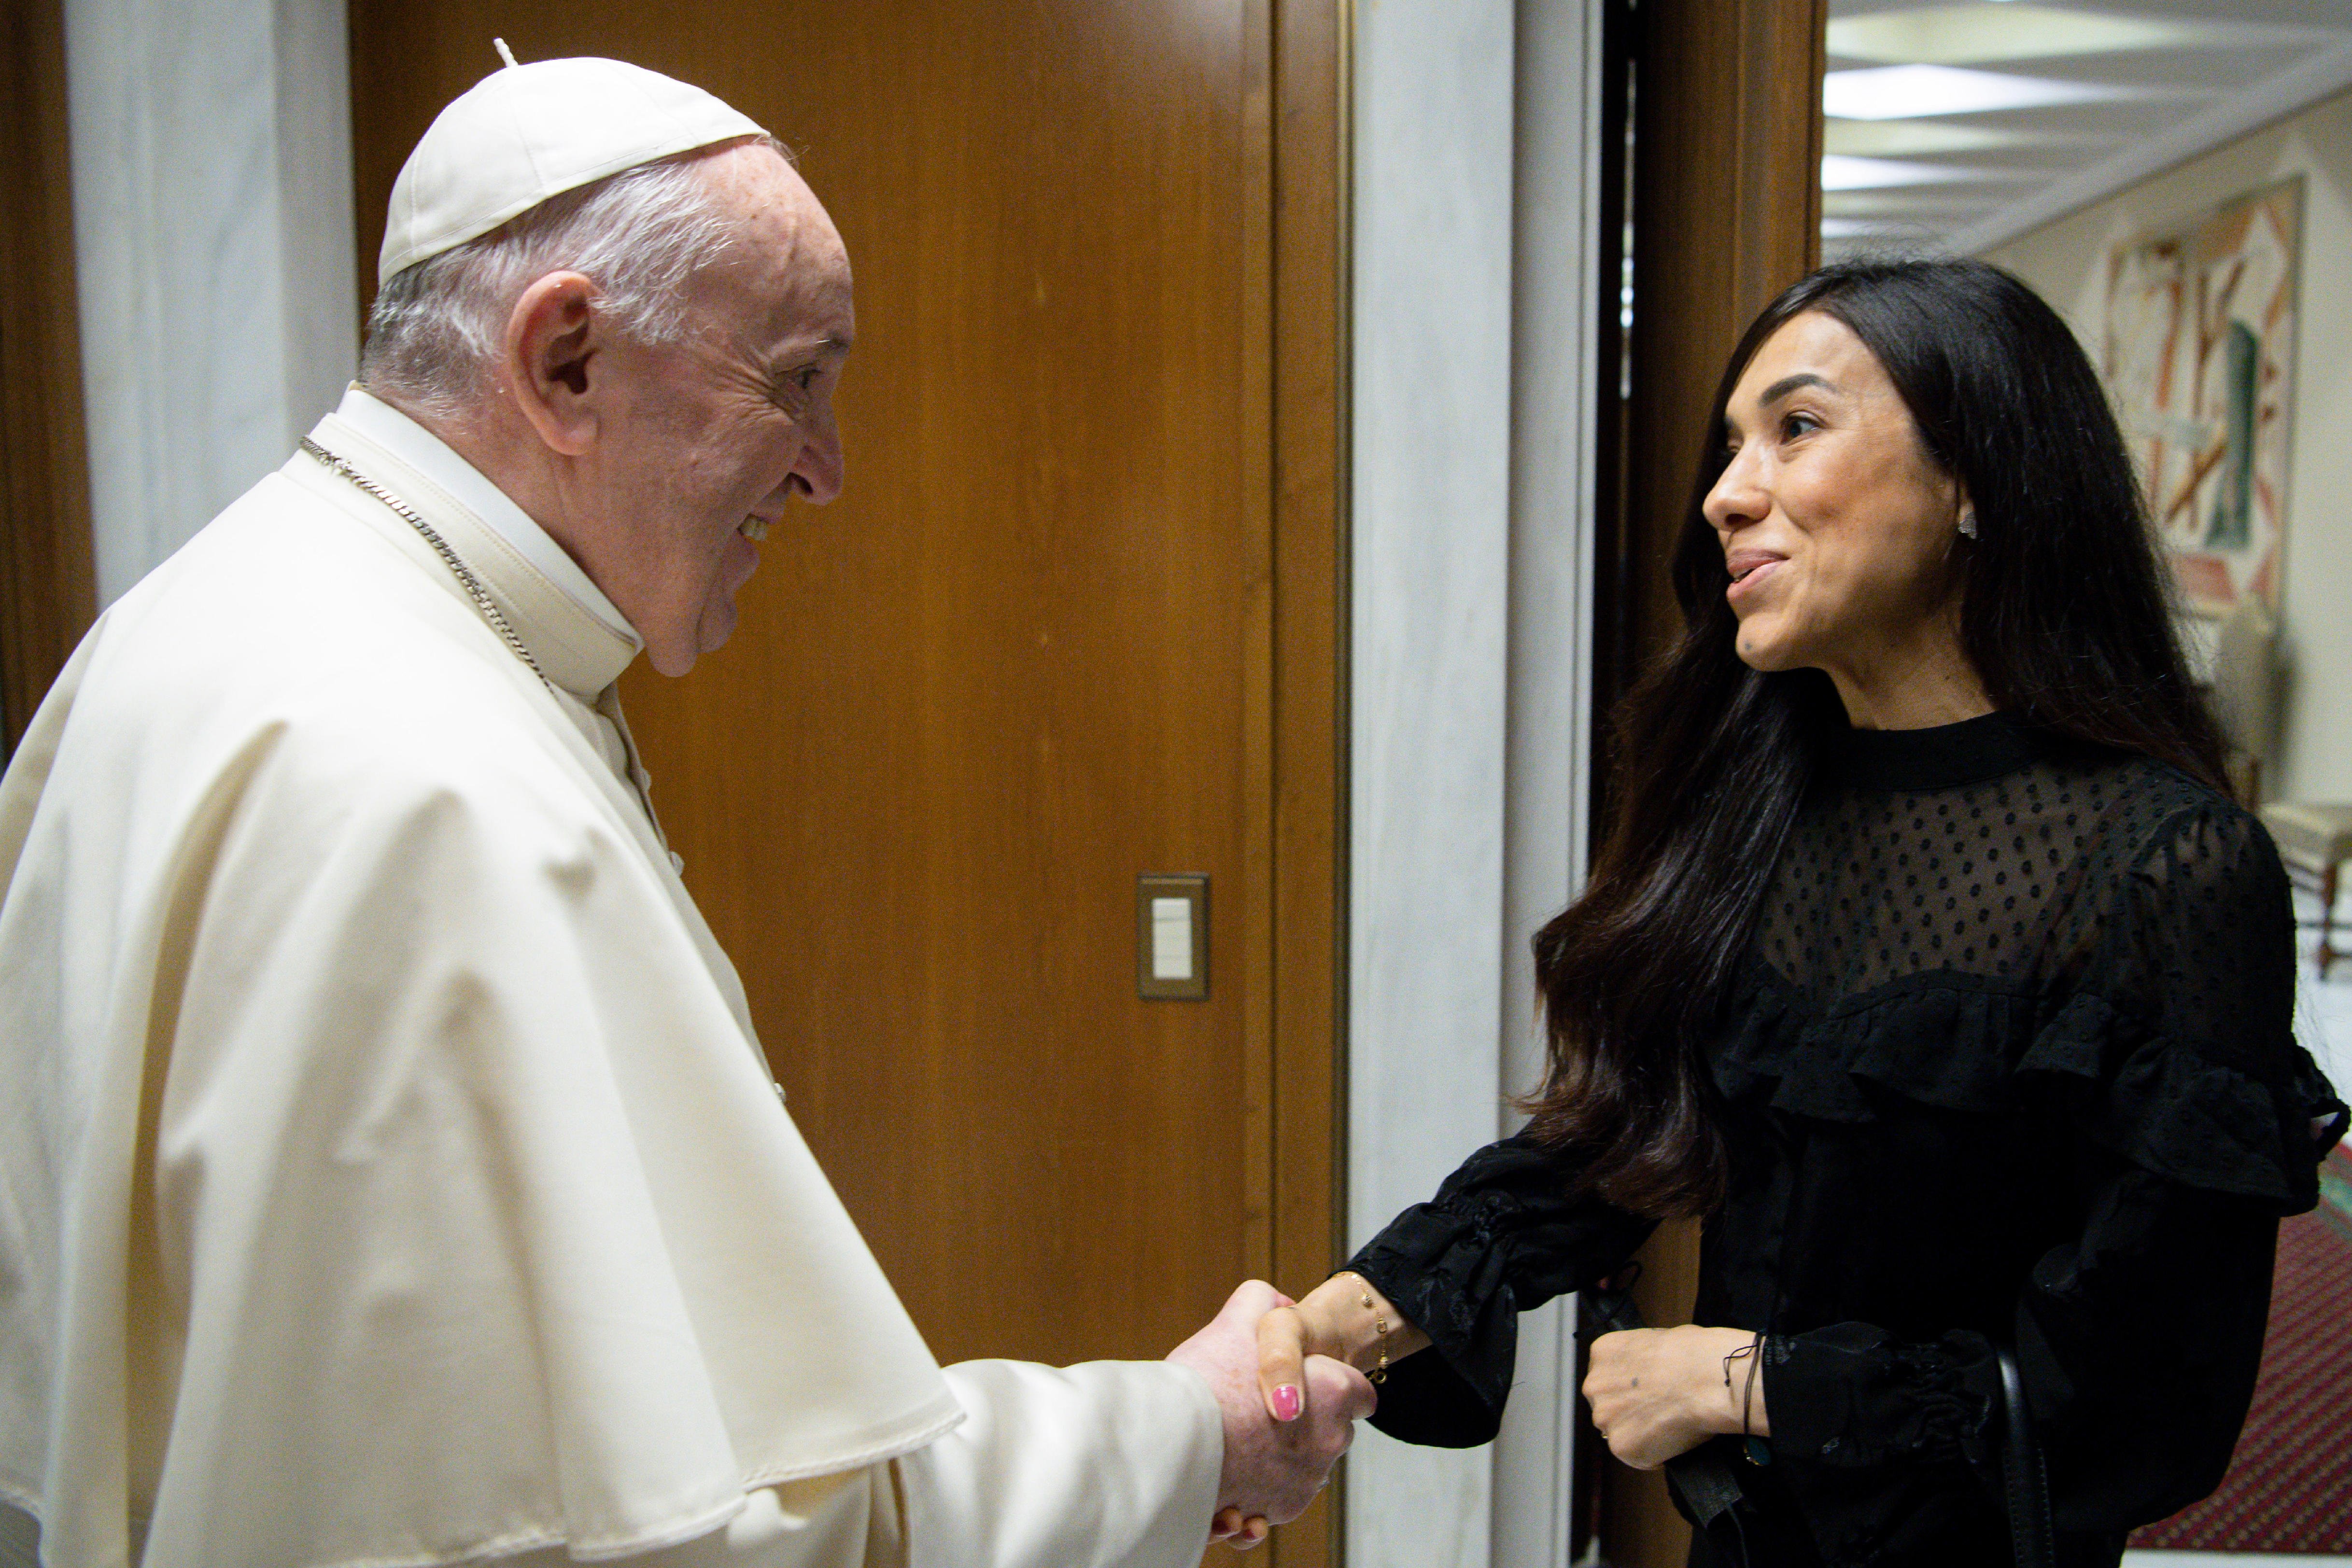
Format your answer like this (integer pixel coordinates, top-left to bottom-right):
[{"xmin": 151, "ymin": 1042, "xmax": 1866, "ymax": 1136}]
[
  {"xmin": 1823, "ymin": 152, "xmax": 2046, "ymax": 189},
  {"xmin": 1823, "ymin": 63, "xmax": 2192, "ymax": 119},
  {"xmin": 1828, "ymin": 7, "xmax": 2205, "ymax": 68},
  {"xmin": 1824, "ymin": 188, "xmax": 2010, "ymax": 217},
  {"xmin": 1823, "ymin": 118, "xmax": 2050, "ymax": 155}
]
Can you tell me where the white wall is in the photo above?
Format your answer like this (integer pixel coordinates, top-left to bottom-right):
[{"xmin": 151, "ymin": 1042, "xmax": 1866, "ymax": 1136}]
[
  {"xmin": 64, "ymin": 0, "xmax": 356, "ymax": 607},
  {"xmin": 1348, "ymin": 0, "xmax": 1605, "ymax": 1564},
  {"xmin": 1980, "ymin": 87, "xmax": 2352, "ymax": 804}
]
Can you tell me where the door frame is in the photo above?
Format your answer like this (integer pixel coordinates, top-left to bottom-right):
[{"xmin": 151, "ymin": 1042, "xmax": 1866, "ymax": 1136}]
[
  {"xmin": 1243, "ymin": 3, "xmax": 1352, "ymax": 1562},
  {"xmin": 0, "ymin": 0, "xmax": 99, "ymax": 756}
]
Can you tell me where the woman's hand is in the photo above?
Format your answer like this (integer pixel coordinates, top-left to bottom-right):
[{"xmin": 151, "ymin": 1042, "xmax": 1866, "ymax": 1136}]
[
  {"xmin": 1255, "ymin": 1272, "xmax": 1430, "ymax": 1423},
  {"xmin": 1208, "ymin": 1509, "xmax": 1268, "ymax": 1549},
  {"xmin": 1581, "ymin": 1325, "xmax": 1768, "ymax": 1470},
  {"xmin": 1173, "ymin": 1281, "xmax": 1376, "ymax": 1552}
]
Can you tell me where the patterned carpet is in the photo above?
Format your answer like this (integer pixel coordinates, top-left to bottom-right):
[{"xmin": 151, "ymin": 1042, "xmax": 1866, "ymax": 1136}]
[{"xmin": 2128, "ymin": 1142, "xmax": 2352, "ymax": 1553}]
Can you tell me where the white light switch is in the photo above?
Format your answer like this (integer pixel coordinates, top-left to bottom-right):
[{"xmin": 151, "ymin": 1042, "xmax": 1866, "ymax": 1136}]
[
  {"xmin": 1137, "ymin": 874, "xmax": 1209, "ymax": 999},
  {"xmin": 1150, "ymin": 897, "xmax": 1195, "ymax": 980}
]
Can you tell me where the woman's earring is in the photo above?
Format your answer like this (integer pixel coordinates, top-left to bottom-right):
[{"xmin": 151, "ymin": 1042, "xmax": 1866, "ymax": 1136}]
[{"xmin": 1957, "ymin": 506, "xmax": 1979, "ymax": 540}]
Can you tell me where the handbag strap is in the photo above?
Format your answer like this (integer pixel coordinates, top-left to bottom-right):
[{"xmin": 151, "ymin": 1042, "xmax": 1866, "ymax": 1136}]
[
  {"xmin": 1581, "ymin": 1285, "xmax": 1753, "ymax": 1543},
  {"xmin": 1997, "ymin": 1345, "xmax": 2056, "ymax": 1568}
]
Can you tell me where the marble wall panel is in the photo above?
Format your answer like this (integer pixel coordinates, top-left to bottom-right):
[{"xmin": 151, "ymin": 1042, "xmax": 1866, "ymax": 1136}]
[
  {"xmin": 1347, "ymin": 0, "xmax": 1517, "ymax": 1562},
  {"xmin": 65, "ymin": 0, "xmax": 355, "ymax": 607},
  {"xmin": 1488, "ymin": 0, "xmax": 1606, "ymax": 1558},
  {"xmin": 1349, "ymin": 0, "xmax": 1603, "ymax": 1563}
]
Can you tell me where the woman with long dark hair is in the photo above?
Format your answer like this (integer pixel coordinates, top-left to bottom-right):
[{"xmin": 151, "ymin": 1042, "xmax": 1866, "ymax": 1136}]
[{"xmin": 1251, "ymin": 259, "xmax": 2346, "ymax": 1566}]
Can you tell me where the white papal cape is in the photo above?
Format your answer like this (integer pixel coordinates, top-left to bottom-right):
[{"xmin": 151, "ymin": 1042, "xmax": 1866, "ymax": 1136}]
[{"xmin": 0, "ymin": 390, "xmax": 1221, "ymax": 1568}]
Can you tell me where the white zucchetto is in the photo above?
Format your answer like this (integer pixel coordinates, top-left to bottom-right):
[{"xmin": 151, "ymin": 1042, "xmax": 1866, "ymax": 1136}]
[{"xmin": 378, "ymin": 50, "xmax": 766, "ymax": 285}]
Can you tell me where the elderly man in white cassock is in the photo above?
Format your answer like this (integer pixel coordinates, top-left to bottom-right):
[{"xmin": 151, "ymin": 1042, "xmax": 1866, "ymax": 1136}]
[{"xmin": 0, "ymin": 52, "xmax": 1373, "ymax": 1568}]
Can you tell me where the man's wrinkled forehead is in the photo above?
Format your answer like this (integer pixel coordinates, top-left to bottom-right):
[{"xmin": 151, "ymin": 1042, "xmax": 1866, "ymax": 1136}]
[{"xmin": 700, "ymin": 146, "xmax": 852, "ymax": 323}]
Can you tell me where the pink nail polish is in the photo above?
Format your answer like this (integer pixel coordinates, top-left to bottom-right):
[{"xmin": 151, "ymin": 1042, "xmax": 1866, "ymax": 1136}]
[{"xmin": 1273, "ymin": 1384, "xmax": 1301, "ymax": 1422}]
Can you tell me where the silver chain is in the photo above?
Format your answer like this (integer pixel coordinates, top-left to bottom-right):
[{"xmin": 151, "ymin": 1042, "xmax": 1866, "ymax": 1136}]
[{"xmin": 300, "ymin": 437, "xmax": 553, "ymax": 692}]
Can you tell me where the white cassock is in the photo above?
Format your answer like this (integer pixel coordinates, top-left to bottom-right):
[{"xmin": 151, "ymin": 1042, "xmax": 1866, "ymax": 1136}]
[{"xmin": 0, "ymin": 389, "xmax": 1222, "ymax": 1568}]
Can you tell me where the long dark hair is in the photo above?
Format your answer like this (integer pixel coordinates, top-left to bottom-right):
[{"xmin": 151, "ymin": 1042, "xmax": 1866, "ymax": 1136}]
[{"xmin": 1524, "ymin": 258, "xmax": 2227, "ymax": 1218}]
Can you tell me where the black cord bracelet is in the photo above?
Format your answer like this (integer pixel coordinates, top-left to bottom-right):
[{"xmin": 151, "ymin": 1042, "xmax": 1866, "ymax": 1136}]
[{"xmin": 1722, "ymin": 1331, "xmax": 1771, "ymax": 1466}]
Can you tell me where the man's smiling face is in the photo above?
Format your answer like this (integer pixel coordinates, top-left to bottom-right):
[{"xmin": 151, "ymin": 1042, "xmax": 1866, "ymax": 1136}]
[{"xmin": 589, "ymin": 144, "xmax": 854, "ymax": 675}]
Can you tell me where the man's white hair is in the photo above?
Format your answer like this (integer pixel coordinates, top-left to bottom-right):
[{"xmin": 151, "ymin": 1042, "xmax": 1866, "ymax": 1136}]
[{"xmin": 359, "ymin": 137, "xmax": 786, "ymax": 422}]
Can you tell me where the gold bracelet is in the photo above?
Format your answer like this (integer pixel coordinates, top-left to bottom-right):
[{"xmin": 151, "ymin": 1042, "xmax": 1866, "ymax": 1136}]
[{"xmin": 1336, "ymin": 1271, "xmax": 1390, "ymax": 1385}]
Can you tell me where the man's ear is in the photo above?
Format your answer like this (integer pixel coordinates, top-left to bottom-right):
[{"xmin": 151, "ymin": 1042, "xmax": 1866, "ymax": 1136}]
[{"xmin": 502, "ymin": 271, "xmax": 602, "ymax": 457}]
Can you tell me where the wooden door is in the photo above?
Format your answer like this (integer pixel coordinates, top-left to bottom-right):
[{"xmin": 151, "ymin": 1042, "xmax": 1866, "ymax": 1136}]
[
  {"xmin": 1596, "ymin": 1, "xmax": 1824, "ymax": 1564},
  {"xmin": 349, "ymin": 3, "xmax": 1347, "ymax": 1562}
]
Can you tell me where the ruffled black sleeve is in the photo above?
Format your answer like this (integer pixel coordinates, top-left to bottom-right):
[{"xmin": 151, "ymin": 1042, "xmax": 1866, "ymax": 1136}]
[
  {"xmin": 1343, "ymin": 1132, "xmax": 1656, "ymax": 1447},
  {"xmin": 1764, "ymin": 802, "xmax": 2346, "ymax": 1551},
  {"xmin": 2063, "ymin": 802, "xmax": 2347, "ymax": 1203}
]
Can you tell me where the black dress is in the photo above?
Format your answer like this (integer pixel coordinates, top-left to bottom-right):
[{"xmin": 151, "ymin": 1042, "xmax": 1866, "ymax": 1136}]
[{"xmin": 1347, "ymin": 714, "xmax": 2348, "ymax": 1568}]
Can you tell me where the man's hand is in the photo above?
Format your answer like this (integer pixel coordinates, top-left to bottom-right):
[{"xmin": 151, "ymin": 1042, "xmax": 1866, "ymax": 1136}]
[{"xmin": 1168, "ymin": 1281, "xmax": 1377, "ymax": 1550}]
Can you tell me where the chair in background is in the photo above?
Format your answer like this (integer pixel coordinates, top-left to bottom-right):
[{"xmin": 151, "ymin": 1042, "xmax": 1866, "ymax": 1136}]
[
  {"xmin": 2262, "ymin": 804, "xmax": 2352, "ymax": 977},
  {"xmin": 2208, "ymin": 598, "xmax": 2352, "ymax": 977}
]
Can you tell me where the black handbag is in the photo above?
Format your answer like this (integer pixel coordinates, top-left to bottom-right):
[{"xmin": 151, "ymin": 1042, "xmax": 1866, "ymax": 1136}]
[{"xmin": 1997, "ymin": 1345, "xmax": 2056, "ymax": 1568}]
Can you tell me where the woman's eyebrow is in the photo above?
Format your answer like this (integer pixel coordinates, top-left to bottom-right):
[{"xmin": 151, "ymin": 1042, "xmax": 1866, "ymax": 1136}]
[{"xmin": 1756, "ymin": 371, "xmax": 1835, "ymax": 407}]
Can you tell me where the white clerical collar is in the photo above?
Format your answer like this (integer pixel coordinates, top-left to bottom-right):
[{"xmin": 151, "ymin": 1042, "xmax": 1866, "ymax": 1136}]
[
  {"xmin": 303, "ymin": 388, "xmax": 642, "ymax": 698},
  {"xmin": 331, "ymin": 386, "xmax": 638, "ymax": 647}
]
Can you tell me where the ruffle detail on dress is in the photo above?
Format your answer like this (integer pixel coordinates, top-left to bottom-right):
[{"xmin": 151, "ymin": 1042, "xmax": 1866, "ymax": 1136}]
[
  {"xmin": 2061, "ymin": 997, "xmax": 2343, "ymax": 1211},
  {"xmin": 1714, "ymin": 973, "xmax": 2341, "ymax": 1212},
  {"xmin": 1714, "ymin": 974, "xmax": 2039, "ymax": 1120}
]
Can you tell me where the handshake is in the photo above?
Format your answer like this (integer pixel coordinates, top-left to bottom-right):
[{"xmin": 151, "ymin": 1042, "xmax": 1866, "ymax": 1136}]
[{"xmin": 1163, "ymin": 1275, "xmax": 1427, "ymax": 1550}]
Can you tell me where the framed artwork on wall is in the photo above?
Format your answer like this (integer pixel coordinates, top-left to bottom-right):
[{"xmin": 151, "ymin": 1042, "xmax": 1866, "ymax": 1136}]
[{"xmin": 2103, "ymin": 176, "xmax": 2303, "ymax": 616}]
